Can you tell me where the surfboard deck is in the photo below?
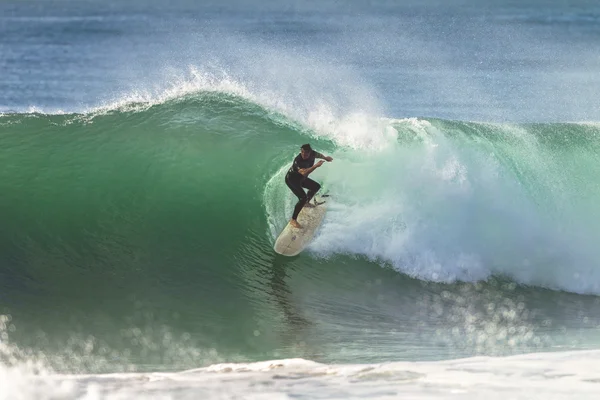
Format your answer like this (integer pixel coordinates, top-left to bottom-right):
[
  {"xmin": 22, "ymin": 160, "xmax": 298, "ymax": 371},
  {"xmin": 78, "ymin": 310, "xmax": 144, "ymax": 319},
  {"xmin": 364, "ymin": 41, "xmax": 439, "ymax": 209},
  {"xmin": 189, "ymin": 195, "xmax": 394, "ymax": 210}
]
[{"xmin": 274, "ymin": 195, "xmax": 328, "ymax": 256}]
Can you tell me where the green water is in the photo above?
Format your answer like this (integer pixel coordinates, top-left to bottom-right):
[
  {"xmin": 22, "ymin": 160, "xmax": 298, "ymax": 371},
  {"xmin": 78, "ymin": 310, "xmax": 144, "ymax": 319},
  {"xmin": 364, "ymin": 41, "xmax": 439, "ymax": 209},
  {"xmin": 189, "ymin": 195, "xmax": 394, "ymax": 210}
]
[{"xmin": 2, "ymin": 94, "xmax": 600, "ymax": 373}]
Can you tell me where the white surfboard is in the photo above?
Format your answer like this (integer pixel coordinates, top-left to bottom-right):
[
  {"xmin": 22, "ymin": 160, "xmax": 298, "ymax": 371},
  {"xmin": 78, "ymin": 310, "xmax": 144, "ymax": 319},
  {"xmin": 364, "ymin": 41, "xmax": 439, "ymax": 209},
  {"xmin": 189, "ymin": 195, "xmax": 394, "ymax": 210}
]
[{"xmin": 274, "ymin": 196, "xmax": 328, "ymax": 256}]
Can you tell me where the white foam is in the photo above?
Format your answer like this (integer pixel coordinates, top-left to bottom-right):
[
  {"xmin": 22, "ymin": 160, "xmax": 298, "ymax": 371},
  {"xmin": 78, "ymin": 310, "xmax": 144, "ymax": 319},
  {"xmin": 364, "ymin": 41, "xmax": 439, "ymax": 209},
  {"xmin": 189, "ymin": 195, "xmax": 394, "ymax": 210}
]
[
  {"xmin": 2, "ymin": 350, "xmax": 600, "ymax": 399},
  {"xmin": 295, "ymin": 119, "xmax": 600, "ymax": 295}
]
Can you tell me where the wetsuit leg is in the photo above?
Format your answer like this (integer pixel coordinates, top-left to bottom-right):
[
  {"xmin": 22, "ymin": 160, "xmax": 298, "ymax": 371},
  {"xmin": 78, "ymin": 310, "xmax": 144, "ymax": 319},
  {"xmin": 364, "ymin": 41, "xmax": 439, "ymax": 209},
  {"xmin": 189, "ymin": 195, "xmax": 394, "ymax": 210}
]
[
  {"xmin": 285, "ymin": 174, "xmax": 308, "ymax": 220},
  {"xmin": 302, "ymin": 177, "xmax": 321, "ymax": 203}
]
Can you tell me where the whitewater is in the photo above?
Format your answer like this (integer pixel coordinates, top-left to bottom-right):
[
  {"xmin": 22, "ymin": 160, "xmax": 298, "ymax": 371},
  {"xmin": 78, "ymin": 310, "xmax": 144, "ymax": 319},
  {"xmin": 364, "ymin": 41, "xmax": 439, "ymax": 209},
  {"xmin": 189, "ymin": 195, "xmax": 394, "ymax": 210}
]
[{"xmin": 4, "ymin": 352, "xmax": 600, "ymax": 399}]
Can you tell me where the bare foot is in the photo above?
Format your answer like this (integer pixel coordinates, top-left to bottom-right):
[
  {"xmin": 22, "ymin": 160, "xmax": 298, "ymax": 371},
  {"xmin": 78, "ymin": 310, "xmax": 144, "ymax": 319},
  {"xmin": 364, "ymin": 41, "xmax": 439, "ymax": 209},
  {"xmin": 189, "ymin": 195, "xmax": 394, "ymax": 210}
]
[{"xmin": 290, "ymin": 219, "xmax": 302, "ymax": 229}]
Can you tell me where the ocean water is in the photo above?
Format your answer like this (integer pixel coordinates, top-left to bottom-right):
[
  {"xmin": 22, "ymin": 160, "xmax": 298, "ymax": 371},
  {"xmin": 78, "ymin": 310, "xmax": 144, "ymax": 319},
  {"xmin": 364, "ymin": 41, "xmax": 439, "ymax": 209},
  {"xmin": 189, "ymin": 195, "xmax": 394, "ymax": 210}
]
[{"xmin": 2, "ymin": 0, "xmax": 600, "ymax": 398}]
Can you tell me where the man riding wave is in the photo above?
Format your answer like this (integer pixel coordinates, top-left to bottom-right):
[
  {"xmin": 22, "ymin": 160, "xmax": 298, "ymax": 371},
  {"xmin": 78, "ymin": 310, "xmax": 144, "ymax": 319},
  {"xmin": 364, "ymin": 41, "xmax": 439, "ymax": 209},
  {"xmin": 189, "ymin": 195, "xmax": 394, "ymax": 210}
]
[{"xmin": 285, "ymin": 144, "xmax": 333, "ymax": 229}]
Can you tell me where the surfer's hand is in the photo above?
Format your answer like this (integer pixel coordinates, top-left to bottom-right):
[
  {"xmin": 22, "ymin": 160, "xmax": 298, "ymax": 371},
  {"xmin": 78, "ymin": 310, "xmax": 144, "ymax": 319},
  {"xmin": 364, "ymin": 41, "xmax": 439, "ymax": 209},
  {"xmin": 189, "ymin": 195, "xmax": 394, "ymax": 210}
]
[
  {"xmin": 316, "ymin": 160, "xmax": 325, "ymax": 167},
  {"xmin": 324, "ymin": 156, "xmax": 333, "ymax": 162}
]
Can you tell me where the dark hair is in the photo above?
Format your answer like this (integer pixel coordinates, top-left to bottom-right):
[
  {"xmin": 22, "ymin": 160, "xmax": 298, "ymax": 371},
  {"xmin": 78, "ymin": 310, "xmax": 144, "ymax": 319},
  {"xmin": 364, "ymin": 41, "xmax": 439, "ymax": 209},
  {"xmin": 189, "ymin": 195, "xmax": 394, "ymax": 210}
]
[{"xmin": 301, "ymin": 143, "xmax": 312, "ymax": 151}]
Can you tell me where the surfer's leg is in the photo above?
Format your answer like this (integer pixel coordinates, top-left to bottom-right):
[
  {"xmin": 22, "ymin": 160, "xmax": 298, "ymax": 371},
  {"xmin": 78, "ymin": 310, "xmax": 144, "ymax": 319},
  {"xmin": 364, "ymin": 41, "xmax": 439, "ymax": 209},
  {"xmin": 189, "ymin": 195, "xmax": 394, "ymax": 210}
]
[
  {"xmin": 291, "ymin": 195, "xmax": 308, "ymax": 220},
  {"xmin": 285, "ymin": 175, "xmax": 308, "ymax": 220},
  {"xmin": 302, "ymin": 178, "xmax": 321, "ymax": 204}
]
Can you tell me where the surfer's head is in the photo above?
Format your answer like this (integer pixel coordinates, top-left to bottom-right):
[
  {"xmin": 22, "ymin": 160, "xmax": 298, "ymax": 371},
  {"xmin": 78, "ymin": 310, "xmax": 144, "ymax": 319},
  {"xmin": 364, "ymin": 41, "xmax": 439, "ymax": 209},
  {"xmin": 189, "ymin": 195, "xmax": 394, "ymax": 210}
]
[{"xmin": 300, "ymin": 143, "xmax": 312, "ymax": 159}]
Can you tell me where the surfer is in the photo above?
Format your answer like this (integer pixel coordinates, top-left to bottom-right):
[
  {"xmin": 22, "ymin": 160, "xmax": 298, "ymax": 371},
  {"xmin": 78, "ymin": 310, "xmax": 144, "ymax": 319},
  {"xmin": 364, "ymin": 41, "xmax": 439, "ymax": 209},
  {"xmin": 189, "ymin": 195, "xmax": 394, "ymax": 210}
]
[{"xmin": 285, "ymin": 144, "xmax": 333, "ymax": 229}]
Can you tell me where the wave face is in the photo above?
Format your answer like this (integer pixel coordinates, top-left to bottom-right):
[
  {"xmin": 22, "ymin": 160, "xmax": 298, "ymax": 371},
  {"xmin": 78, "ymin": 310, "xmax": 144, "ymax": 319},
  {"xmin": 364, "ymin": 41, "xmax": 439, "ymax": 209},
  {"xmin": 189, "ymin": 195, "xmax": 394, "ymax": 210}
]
[{"xmin": 3, "ymin": 94, "xmax": 600, "ymax": 373}]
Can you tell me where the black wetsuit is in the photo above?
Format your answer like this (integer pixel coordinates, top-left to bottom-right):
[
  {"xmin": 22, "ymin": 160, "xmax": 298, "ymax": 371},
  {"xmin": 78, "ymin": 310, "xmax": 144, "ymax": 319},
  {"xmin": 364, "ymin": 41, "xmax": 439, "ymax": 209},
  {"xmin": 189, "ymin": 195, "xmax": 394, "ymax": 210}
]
[{"xmin": 285, "ymin": 151, "xmax": 321, "ymax": 220}]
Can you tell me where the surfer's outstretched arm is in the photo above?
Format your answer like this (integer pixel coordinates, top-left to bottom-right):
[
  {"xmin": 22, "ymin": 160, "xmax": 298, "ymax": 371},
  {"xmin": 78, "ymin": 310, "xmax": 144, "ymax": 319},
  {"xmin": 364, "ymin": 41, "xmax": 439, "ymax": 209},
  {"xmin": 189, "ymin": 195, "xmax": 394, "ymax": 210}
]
[{"xmin": 314, "ymin": 152, "xmax": 334, "ymax": 162}]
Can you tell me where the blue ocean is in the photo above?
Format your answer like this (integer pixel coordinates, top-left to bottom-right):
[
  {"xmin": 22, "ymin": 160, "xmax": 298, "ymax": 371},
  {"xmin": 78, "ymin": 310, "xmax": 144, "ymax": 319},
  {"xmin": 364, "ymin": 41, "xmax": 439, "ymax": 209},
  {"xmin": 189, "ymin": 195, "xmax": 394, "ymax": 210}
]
[{"xmin": 2, "ymin": 0, "xmax": 600, "ymax": 398}]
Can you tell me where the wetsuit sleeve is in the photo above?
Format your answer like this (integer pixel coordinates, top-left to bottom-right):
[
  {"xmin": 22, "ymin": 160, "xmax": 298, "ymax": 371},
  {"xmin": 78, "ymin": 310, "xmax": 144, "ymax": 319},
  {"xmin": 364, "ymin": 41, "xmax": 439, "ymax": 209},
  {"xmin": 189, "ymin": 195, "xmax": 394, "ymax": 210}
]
[{"xmin": 314, "ymin": 151, "xmax": 324, "ymax": 159}]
